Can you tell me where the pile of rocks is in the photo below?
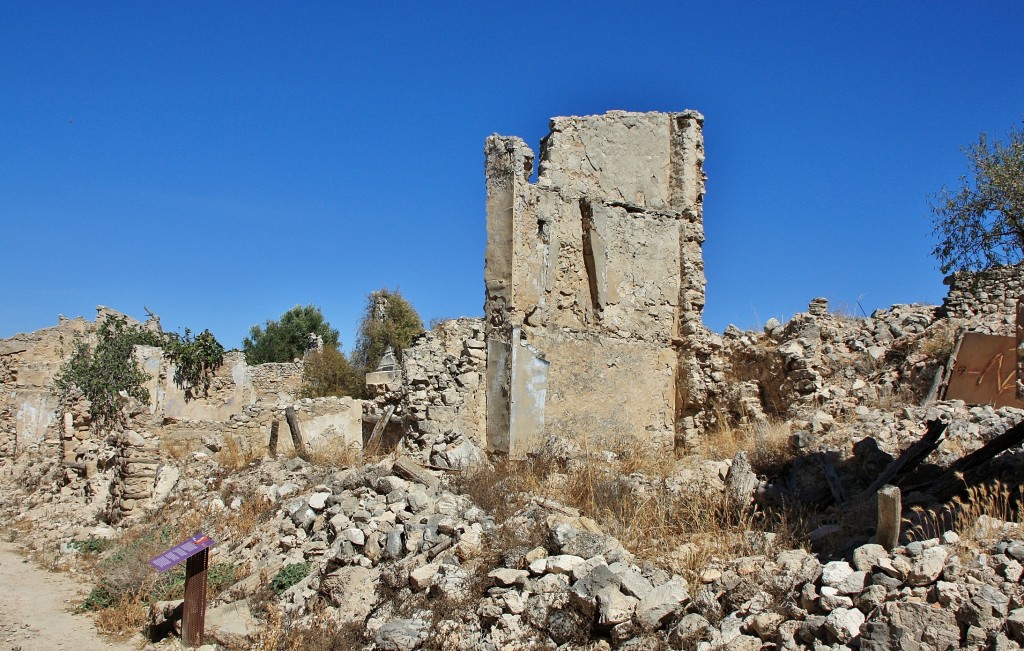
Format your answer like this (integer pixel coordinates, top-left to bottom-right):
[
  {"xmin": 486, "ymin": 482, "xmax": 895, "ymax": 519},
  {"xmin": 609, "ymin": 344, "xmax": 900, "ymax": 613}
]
[
  {"xmin": 466, "ymin": 517, "xmax": 695, "ymax": 649},
  {"xmin": 255, "ymin": 469, "xmax": 1024, "ymax": 651},
  {"xmin": 669, "ymin": 531, "xmax": 1024, "ymax": 651},
  {"xmin": 366, "ymin": 318, "xmax": 486, "ymax": 469},
  {"xmin": 707, "ymin": 300, "xmax": 944, "ymax": 429},
  {"xmin": 276, "ymin": 466, "xmax": 486, "ymax": 574}
]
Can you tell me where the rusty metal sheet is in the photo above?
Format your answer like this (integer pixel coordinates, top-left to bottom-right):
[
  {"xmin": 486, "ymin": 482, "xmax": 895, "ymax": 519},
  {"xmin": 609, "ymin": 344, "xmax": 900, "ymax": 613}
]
[
  {"xmin": 945, "ymin": 332, "xmax": 1024, "ymax": 408},
  {"xmin": 182, "ymin": 547, "xmax": 209, "ymax": 647}
]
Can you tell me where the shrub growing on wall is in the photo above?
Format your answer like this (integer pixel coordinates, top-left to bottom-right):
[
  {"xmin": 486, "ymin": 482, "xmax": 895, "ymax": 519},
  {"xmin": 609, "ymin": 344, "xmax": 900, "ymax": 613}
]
[
  {"xmin": 55, "ymin": 314, "xmax": 225, "ymax": 430},
  {"xmin": 350, "ymin": 288, "xmax": 424, "ymax": 395}
]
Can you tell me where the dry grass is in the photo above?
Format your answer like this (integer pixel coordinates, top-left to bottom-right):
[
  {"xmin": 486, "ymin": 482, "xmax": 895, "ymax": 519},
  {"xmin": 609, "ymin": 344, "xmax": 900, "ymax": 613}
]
[
  {"xmin": 456, "ymin": 432, "xmax": 809, "ymax": 582},
  {"xmin": 917, "ymin": 320, "xmax": 958, "ymax": 362},
  {"xmin": 2, "ymin": 516, "xmax": 35, "ymax": 543},
  {"xmin": 94, "ymin": 589, "xmax": 150, "ymax": 636},
  {"xmin": 907, "ymin": 479, "xmax": 1023, "ymax": 543},
  {"xmin": 228, "ymin": 494, "xmax": 276, "ymax": 539},
  {"xmin": 218, "ymin": 435, "xmax": 260, "ymax": 471},
  {"xmin": 308, "ymin": 436, "xmax": 367, "ymax": 468},
  {"xmin": 254, "ymin": 603, "xmax": 366, "ymax": 651},
  {"xmin": 696, "ymin": 417, "xmax": 793, "ymax": 473},
  {"xmin": 161, "ymin": 437, "xmax": 195, "ymax": 462}
]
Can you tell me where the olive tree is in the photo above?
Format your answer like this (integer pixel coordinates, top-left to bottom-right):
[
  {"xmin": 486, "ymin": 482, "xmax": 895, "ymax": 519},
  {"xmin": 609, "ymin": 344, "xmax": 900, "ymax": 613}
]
[
  {"xmin": 243, "ymin": 305, "xmax": 340, "ymax": 364},
  {"xmin": 931, "ymin": 122, "xmax": 1024, "ymax": 274}
]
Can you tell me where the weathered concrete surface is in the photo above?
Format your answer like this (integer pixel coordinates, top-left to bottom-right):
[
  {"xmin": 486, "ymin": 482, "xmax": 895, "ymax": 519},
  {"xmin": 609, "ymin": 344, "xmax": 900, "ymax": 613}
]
[
  {"xmin": 138, "ymin": 348, "xmax": 259, "ymax": 423},
  {"xmin": 484, "ymin": 110, "xmax": 706, "ymax": 456}
]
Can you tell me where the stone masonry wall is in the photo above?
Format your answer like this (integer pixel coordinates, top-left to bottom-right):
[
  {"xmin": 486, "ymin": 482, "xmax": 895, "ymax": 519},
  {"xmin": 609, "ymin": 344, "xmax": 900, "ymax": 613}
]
[
  {"xmin": 0, "ymin": 317, "xmax": 89, "ymax": 456},
  {"xmin": 942, "ymin": 263, "xmax": 1024, "ymax": 335},
  {"xmin": 484, "ymin": 110, "xmax": 707, "ymax": 457},
  {"xmin": 367, "ymin": 318, "xmax": 487, "ymax": 469}
]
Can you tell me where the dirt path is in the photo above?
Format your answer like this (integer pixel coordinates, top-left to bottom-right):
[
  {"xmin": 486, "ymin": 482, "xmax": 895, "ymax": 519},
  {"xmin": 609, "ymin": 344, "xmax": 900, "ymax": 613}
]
[{"xmin": 0, "ymin": 542, "xmax": 141, "ymax": 651}]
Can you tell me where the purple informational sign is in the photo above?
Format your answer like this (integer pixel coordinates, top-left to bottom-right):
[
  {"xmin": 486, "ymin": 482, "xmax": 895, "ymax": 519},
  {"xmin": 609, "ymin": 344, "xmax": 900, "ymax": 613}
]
[{"xmin": 147, "ymin": 533, "xmax": 215, "ymax": 573}]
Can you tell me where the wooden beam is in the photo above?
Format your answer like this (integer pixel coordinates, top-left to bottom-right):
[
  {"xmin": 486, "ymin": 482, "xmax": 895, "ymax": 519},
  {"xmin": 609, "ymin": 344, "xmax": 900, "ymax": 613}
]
[
  {"xmin": 268, "ymin": 420, "xmax": 279, "ymax": 459},
  {"xmin": 857, "ymin": 419, "xmax": 948, "ymax": 499},
  {"xmin": 366, "ymin": 404, "xmax": 396, "ymax": 452},
  {"xmin": 284, "ymin": 407, "xmax": 309, "ymax": 461}
]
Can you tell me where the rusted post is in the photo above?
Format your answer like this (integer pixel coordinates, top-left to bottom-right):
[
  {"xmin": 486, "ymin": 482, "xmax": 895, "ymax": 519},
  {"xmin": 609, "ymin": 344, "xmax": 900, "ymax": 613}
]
[
  {"xmin": 877, "ymin": 484, "xmax": 901, "ymax": 551},
  {"xmin": 268, "ymin": 420, "xmax": 280, "ymax": 459},
  {"xmin": 181, "ymin": 547, "xmax": 209, "ymax": 647},
  {"xmin": 284, "ymin": 406, "xmax": 309, "ymax": 461}
]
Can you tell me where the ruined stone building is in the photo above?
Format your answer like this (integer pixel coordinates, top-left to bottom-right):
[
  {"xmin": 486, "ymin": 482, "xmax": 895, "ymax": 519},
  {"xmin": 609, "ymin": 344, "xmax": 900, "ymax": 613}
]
[{"xmin": 483, "ymin": 110, "xmax": 708, "ymax": 457}]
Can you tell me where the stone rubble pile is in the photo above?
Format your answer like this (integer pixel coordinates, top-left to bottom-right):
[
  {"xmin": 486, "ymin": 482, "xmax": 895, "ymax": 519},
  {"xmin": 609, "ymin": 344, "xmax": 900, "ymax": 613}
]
[
  {"xmin": 625, "ymin": 528, "xmax": 1024, "ymax": 651},
  {"xmin": 705, "ymin": 300, "xmax": 945, "ymax": 430},
  {"xmin": 366, "ymin": 318, "xmax": 487, "ymax": 470},
  {"xmin": 213, "ymin": 461, "xmax": 1024, "ymax": 651}
]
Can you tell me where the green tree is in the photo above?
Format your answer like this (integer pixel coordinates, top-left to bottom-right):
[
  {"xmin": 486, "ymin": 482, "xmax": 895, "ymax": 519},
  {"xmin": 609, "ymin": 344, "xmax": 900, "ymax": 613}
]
[
  {"xmin": 351, "ymin": 289, "xmax": 424, "ymax": 388},
  {"xmin": 162, "ymin": 328, "xmax": 225, "ymax": 401},
  {"xmin": 931, "ymin": 122, "xmax": 1024, "ymax": 274},
  {"xmin": 242, "ymin": 305, "xmax": 340, "ymax": 364}
]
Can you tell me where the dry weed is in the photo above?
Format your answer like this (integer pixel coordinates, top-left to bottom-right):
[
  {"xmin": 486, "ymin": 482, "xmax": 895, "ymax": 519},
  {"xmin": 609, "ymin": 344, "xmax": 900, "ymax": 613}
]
[
  {"xmin": 907, "ymin": 479, "xmax": 1023, "ymax": 543},
  {"xmin": 918, "ymin": 320, "xmax": 958, "ymax": 362},
  {"xmin": 255, "ymin": 602, "xmax": 366, "ymax": 651},
  {"xmin": 457, "ymin": 432, "xmax": 808, "ymax": 583},
  {"xmin": 95, "ymin": 588, "xmax": 150, "ymax": 636},
  {"xmin": 227, "ymin": 495, "xmax": 276, "ymax": 538},
  {"xmin": 218, "ymin": 435, "xmax": 259, "ymax": 471},
  {"xmin": 697, "ymin": 418, "xmax": 792, "ymax": 472},
  {"xmin": 254, "ymin": 603, "xmax": 286, "ymax": 651},
  {"xmin": 161, "ymin": 437, "xmax": 195, "ymax": 462},
  {"xmin": 308, "ymin": 436, "xmax": 365, "ymax": 468}
]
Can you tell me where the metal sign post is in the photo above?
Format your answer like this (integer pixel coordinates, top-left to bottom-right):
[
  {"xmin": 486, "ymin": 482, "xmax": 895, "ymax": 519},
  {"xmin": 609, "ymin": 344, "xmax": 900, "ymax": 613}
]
[
  {"xmin": 148, "ymin": 533, "xmax": 215, "ymax": 647},
  {"xmin": 182, "ymin": 546, "xmax": 209, "ymax": 646}
]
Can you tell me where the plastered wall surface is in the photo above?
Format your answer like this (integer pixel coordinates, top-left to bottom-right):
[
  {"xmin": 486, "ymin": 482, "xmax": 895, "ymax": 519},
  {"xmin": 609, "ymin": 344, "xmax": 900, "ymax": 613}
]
[{"xmin": 483, "ymin": 111, "xmax": 707, "ymax": 457}]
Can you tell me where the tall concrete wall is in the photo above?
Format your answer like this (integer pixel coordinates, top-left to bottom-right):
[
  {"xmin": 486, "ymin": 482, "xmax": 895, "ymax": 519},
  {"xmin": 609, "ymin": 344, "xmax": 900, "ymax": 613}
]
[{"xmin": 484, "ymin": 110, "xmax": 707, "ymax": 457}]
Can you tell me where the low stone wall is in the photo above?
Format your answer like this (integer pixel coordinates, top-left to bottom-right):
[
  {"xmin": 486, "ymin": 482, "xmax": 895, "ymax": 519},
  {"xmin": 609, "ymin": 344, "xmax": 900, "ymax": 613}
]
[
  {"xmin": 108, "ymin": 429, "xmax": 163, "ymax": 523},
  {"xmin": 942, "ymin": 263, "xmax": 1024, "ymax": 334}
]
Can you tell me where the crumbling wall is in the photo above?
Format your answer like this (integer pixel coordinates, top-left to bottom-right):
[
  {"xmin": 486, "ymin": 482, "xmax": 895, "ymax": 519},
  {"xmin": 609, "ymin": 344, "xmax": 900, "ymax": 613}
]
[
  {"xmin": 0, "ymin": 317, "xmax": 89, "ymax": 456},
  {"xmin": 0, "ymin": 308, "xmax": 358, "ymax": 468},
  {"xmin": 366, "ymin": 318, "xmax": 487, "ymax": 468},
  {"xmin": 484, "ymin": 110, "xmax": 707, "ymax": 457},
  {"xmin": 706, "ymin": 299, "xmax": 944, "ymax": 435},
  {"xmin": 942, "ymin": 263, "xmax": 1024, "ymax": 334},
  {"xmin": 248, "ymin": 362, "xmax": 304, "ymax": 403},
  {"xmin": 136, "ymin": 349, "xmax": 257, "ymax": 423}
]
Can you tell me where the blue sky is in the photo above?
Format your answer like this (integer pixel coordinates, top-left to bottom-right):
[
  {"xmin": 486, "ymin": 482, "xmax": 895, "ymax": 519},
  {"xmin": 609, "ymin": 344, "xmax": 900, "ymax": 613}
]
[{"xmin": 2, "ymin": 2, "xmax": 1023, "ymax": 350}]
